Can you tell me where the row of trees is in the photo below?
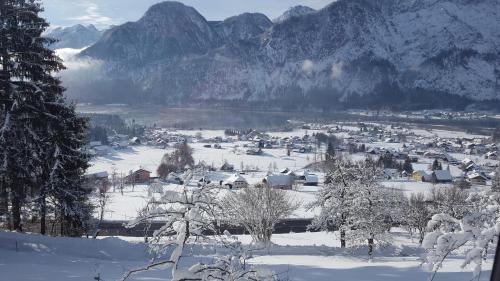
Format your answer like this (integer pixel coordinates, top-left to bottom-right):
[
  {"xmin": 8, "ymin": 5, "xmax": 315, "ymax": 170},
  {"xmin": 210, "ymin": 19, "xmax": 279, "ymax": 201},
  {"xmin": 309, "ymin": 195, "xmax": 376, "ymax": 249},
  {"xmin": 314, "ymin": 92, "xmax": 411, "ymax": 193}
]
[
  {"xmin": 0, "ymin": 0, "xmax": 91, "ymax": 235},
  {"xmin": 125, "ymin": 171, "xmax": 287, "ymax": 281},
  {"xmin": 311, "ymin": 156, "xmax": 500, "ymax": 279},
  {"xmin": 127, "ymin": 153, "xmax": 500, "ymax": 280},
  {"xmin": 377, "ymin": 153, "xmax": 414, "ymax": 174}
]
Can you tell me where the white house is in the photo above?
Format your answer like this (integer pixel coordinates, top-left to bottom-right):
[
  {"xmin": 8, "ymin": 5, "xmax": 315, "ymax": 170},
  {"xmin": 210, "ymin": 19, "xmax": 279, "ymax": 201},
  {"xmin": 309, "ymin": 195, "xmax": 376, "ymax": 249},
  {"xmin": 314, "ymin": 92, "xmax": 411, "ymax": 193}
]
[
  {"xmin": 468, "ymin": 172, "xmax": 488, "ymax": 185},
  {"xmin": 263, "ymin": 174, "xmax": 294, "ymax": 190},
  {"xmin": 304, "ymin": 173, "xmax": 319, "ymax": 186},
  {"xmin": 224, "ymin": 174, "xmax": 248, "ymax": 189}
]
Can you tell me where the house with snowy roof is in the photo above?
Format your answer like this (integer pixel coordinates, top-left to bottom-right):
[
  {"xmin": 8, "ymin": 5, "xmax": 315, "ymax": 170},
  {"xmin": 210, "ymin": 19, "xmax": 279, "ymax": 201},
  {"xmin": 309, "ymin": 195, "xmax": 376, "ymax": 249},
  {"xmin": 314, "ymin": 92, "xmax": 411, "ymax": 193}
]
[
  {"xmin": 431, "ymin": 170, "xmax": 453, "ymax": 184},
  {"xmin": 263, "ymin": 174, "xmax": 294, "ymax": 190},
  {"xmin": 468, "ymin": 172, "xmax": 488, "ymax": 185},
  {"xmin": 223, "ymin": 174, "xmax": 248, "ymax": 189},
  {"xmin": 412, "ymin": 170, "xmax": 432, "ymax": 182},
  {"xmin": 304, "ymin": 173, "xmax": 319, "ymax": 186}
]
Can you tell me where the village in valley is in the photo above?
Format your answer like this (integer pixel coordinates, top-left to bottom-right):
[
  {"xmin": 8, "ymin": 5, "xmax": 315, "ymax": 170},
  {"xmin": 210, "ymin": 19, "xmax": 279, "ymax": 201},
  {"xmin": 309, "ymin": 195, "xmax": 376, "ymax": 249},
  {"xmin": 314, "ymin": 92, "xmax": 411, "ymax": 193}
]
[{"xmin": 84, "ymin": 117, "xmax": 500, "ymax": 223}]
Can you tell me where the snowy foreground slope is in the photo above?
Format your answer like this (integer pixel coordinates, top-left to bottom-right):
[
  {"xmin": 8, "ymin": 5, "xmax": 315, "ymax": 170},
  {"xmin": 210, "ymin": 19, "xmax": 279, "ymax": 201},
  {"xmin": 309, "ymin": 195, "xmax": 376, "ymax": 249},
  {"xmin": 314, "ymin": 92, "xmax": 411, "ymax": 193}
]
[{"xmin": 0, "ymin": 230, "xmax": 493, "ymax": 281}]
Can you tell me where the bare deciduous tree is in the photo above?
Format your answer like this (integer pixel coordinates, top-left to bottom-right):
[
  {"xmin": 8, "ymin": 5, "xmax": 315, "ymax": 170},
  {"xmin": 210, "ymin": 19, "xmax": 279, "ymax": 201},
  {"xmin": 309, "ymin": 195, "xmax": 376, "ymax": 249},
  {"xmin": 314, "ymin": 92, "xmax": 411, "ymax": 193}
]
[
  {"xmin": 222, "ymin": 184, "xmax": 299, "ymax": 245},
  {"xmin": 402, "ymin": 192, "xmax": 431, "ymax": 244},
  {"xmin": 157, "ymin": 142, "xmax": 195, "ymax": 179},
  {"xmin": 93, "ymin": 180, "xmax": 111, "ymax": 239},
  {"xmin": 429, "ymin": 186, "xmax": 469, "ymax": 219},
  {"xmin": 123, "ymin": 171, "xmax": 276, "ymax": 281}
]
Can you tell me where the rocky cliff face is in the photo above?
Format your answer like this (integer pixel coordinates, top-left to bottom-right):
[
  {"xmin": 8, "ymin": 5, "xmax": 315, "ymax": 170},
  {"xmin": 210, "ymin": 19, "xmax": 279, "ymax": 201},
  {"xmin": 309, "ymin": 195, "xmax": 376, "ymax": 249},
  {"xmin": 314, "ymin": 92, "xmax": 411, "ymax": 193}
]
[{"xmin": 78, "ymin": 0, "xmax": 500, "ymax": 109}]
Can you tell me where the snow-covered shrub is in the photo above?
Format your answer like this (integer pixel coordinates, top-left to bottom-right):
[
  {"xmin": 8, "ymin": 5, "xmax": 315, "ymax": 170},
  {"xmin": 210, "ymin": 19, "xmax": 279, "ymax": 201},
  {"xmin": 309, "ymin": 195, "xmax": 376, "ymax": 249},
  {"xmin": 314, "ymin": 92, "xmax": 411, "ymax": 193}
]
[{"xmin": 422, "ymin": 192, "xmax": 500, "ymax": 281}]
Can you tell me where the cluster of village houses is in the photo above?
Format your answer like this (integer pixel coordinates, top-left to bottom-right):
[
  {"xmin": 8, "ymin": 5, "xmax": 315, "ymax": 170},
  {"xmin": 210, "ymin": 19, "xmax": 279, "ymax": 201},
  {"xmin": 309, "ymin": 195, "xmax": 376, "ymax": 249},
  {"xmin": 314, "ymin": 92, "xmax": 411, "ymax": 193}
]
[{"xmin": 85, "ymin": 122, "xmax": 499, "ymax": 192}]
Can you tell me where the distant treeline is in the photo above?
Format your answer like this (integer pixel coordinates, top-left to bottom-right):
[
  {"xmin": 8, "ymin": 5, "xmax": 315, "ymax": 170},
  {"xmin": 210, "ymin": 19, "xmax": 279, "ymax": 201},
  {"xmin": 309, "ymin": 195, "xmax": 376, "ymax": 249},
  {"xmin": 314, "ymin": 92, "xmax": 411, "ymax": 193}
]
[{"xmin": 81, "ymin": 113, "xmax": 146, "ymax": 144}]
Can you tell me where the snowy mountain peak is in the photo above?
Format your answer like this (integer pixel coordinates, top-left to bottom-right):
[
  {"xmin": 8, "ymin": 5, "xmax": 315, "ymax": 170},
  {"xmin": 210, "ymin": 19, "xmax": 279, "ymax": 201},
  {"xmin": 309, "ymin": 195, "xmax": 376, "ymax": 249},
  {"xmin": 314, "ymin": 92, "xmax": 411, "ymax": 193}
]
[
  {"xmin": 212, "ymin": 13, "xmax": 272, "ymax": 42},
  {"xmin": 45, "ymin": 24, "xmax": 102, "ymax": 49},
  {"xmin": 82, "ymin": 1, "xmax": 219, "ymax": 63},
  {"xmin": 274, "ymin": 5, "xmax": 316, "ymax": 23}
]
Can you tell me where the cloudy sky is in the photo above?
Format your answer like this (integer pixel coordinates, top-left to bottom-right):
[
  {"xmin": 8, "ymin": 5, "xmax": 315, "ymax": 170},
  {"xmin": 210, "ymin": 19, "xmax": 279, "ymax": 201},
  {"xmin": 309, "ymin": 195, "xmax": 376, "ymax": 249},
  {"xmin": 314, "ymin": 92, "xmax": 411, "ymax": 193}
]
[{"xmin": 42, "ymin": 0, "xmax": 334, "ymax": 28}]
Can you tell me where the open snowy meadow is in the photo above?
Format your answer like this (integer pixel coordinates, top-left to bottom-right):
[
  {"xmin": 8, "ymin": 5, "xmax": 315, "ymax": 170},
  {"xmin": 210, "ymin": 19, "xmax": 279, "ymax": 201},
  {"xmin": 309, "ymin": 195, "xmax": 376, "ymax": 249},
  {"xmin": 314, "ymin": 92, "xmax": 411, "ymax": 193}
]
[{"xmin": 0, "ymin": 229, "xmax": 493, "ymax": 281}]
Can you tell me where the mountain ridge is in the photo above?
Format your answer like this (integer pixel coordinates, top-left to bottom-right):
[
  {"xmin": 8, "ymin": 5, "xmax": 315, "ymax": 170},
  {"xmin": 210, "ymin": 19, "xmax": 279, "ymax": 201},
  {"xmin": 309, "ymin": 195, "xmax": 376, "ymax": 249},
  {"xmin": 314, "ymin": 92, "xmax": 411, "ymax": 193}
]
[
  {"xmin": 45, "ymin": 24, "xmax": 102, "ymax": 49},
  {"xmin": 75, "ymin": 0, "xmax": 500, "ymax": 110}
]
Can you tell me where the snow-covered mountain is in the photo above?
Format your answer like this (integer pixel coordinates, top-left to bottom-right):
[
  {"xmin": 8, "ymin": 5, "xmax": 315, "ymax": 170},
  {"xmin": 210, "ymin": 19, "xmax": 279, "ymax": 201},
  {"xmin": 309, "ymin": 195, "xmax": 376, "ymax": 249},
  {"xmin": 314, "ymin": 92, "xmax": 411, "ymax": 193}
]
[
  {"xmin": 273, "ymin": 5, "xmax": 316, "ymax": 24},
  {"xmin": 211, "ymin": 13, "xmax": 272, "ymax": 42},
  {"xmin": 45, "ymin": 24, "xmax": 102, "ymax": 49},
  {"xmin": 78, "ymin": 0, "xmax": 500, "ymax": 109},
  {"xmin": 83, "ymin": 2, "xmax": 220, "ymax": 64}
]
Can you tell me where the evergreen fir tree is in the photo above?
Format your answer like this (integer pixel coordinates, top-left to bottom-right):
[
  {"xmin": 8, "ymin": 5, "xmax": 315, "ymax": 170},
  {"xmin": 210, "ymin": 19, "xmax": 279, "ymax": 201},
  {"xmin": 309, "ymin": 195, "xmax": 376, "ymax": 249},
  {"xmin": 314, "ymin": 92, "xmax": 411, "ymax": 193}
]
[
  {"xmin": 492, "ymin": 167, "xmax": 500, "ymax": 192},
  {"xmin": 431, "ymin": 159, "xmax": 442, "ymax": 171},
  {"xmin": 402, "ymin": 156, "xmax": 414, "ymax": 174},
  {"xmin": 0, "ymin": 0, "xmax": 90, "ymax": 234},
  {"xmin": 325, "ymin": 141, "xmax": 335, "ymax": 162}
]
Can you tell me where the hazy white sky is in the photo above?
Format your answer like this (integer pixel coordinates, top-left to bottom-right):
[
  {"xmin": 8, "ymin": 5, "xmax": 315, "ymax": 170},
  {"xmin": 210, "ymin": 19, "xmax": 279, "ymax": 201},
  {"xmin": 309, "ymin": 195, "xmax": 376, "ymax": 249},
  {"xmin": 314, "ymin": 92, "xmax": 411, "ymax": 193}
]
[{"xmin": 42, "ymin": 0, "xmax": 334, "ymax": 28}]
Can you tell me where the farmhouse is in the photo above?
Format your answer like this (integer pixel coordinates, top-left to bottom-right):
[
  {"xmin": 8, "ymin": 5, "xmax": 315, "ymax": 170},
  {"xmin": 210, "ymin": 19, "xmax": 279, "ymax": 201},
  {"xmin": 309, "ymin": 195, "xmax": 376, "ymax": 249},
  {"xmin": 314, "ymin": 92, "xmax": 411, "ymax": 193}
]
[
  {"xmin": 461, "ymin": 158, "xmax": 475, "ymax": 168},
  {"xmin": 125, "ymin": 169, "xmax": 151, "ymax": 184},
  {"xmin": 468, "ymin": 173, "xmax": 488, "ymax": 185},
  {"xmin": 486, "ymin": 151, "xmax": 498, "ymax": 160},
  {"xmin": 220, "ymin": 162, "xmax": 235, "ymax": 172},
  {"xmin": 412, "ymin": 170, "xmax": 432, "ymax": 182},
  {"xmin": 431, "ymin": 170, "xmax": 453, "ymax": 184},
  {"xmin": 84, "ymin": 171, "xmax": 109, "ymax": 191},
  {"xmin": 224, "ymin": 174, "xmax": 248, "ymax": 189},
  {"xmin": 304, "ymin": 173, "xmax": 319, "ymax": 186},
  {"xmin": 263, "ymin": 174, "xmax": 294, "ymax": 190}
]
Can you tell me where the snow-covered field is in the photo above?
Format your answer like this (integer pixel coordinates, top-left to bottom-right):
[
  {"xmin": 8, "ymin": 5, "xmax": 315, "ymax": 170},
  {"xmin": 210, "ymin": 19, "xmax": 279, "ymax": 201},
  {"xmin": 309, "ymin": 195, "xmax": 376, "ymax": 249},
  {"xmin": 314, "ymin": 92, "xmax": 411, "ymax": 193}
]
[
  {"xmin": 87, "ymin": 127, "xmax": 497, "ymax": 222},
  {"xmin": 2, "ymin": 126, "xmax": 498, "ymax": 281},
  {"xmin": 88, "ymin": 141, "xmax": 313, "ymax": 178},
  {"xmin": 0, "ymin": 230, "xmax": 493, "ymax": 281}
]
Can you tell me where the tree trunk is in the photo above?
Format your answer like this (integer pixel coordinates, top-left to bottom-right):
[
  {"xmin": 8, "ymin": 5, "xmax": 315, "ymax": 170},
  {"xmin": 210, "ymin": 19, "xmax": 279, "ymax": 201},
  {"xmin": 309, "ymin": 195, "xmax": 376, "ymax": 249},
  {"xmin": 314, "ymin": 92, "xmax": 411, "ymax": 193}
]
[
  {"xmin": 40, "ymin": 193, "xmax": 46, "ymax": 235},
  {"xmin": 340, "ymin": 229, "xmax": 346, "ymax": 248},
  {"xmin": 368, "ymin": 237, "xmax": 374, "ymax": 259},
  {"xmin": 60, "ymin": 208, "xmax": 64, "ymax": 236},
  {"xmin": 0, "ymin": 180, "xmax": 9, "ymax": 220},
  {"xmin": 419, "ymin": 231, "xmax": 425, "ymax": 245},
  {"xmin": 11, "ymin": 191, "xmax": 22, "ymax": 232}
]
